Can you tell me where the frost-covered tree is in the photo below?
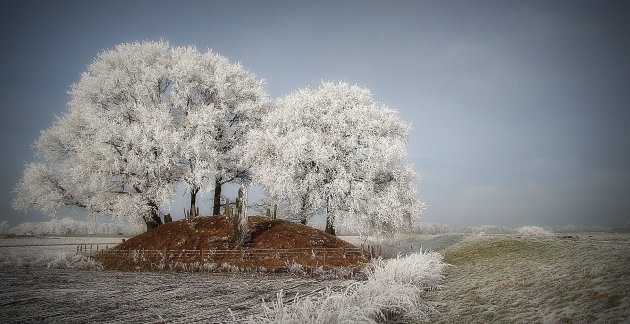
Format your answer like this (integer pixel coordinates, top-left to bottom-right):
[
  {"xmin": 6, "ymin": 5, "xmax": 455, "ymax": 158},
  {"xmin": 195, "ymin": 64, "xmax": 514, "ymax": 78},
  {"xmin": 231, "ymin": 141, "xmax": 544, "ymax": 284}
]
[
  {"xmin": 13, "ymin": 41, "xmax": 267, "ymax": 230},
  {"xmin": 167, "ymin": 45, "xmax": 267, "ymax": 216},
  {"xmin": 7, "ymin": 218, "xmax": 144, "ymax": 236},
  {"xmin": 346, "ymin": 164, "xmax": 423, "ymax": 237},
  {"xmin": 14, "ymin": 41, "xmax": 180, "ymax": 230},
  {"xmin": 246, "ymin": 81, "xmax": 421, "ymax": 236}
]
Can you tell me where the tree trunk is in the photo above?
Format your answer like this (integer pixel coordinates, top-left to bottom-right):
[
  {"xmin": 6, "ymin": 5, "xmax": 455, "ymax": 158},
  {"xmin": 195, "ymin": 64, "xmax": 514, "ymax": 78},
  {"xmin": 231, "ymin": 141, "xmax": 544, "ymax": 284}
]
[
  {"xmin": 190, "ymin": 186, "xmax": 199, "ymax": 218},
  {"xmin": 212, "ymin": 179, "xmax": 222, "ymax": 216},
  {"xmin": 325, "ymin": 211, "xmax": 335, "ymax": 236},
  {"xmin": 144, "ymin": 200, "xmax": 163, "ymax": 231},
  {"xmin": 144, "ymin": 210, "xmax": 163, "ymax": 231}
]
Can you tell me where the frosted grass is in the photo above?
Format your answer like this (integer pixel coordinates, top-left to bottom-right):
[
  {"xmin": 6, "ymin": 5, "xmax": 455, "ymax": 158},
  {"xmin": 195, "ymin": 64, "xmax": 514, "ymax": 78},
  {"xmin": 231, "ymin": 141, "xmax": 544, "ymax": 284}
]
[
  {"xmin": 424, "ymin": 233, "xmax": 630, "ymax": 323},
  {"xmin": 249, "ymin": 250, "xmax": 446, "ymax": 323},
  {"xmin": 0, "ymin": 236, "xmax": 123, "ymax": 270},
  {"xmin": 0, "ymin": 251, "xmax": 103, "ymax": 270}
]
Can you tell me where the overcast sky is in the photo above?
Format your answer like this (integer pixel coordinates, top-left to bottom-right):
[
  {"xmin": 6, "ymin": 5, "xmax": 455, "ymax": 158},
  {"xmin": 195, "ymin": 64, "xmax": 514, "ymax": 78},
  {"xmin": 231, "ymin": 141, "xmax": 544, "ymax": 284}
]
[{"xmin": 1, "ymin": 0, "xmax": 628, "ymax": 228}]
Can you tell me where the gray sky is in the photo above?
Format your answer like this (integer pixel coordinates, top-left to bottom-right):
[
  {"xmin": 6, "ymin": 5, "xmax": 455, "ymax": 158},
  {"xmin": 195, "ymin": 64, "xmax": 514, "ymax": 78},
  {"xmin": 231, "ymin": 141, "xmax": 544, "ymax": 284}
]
[{"xmin": 1, "ymin": 0, "xmax": 628, "ymax": 228}]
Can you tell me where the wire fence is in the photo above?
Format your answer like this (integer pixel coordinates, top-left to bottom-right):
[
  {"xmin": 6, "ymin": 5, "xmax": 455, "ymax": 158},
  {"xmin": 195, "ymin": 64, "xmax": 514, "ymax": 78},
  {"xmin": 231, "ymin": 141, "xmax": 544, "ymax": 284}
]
[
  {"xmin": 86, "ymin": 246, "xmax": 367, "ymax": 260},
  {"xmin": 76, "ymin": 243, "xmax": 381, "ymax": 270}
]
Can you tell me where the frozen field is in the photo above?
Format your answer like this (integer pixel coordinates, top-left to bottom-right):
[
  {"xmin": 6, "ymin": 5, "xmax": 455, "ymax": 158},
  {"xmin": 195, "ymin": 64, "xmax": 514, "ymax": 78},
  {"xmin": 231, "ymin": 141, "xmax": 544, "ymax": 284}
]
[
  {"xmin": 0, "ymin": 236, "xmax": 352, "ymax": 323},
  {"xmin": 0, "ymin": 268, "xmax": 352, "ymax": 323},
  {"xmin": 0, "ymin": 236, "xmax": 126, "ymax": 260},
  {"xmin": 2, "ymin": 233, "xmax": 629, "ymax": 323}
]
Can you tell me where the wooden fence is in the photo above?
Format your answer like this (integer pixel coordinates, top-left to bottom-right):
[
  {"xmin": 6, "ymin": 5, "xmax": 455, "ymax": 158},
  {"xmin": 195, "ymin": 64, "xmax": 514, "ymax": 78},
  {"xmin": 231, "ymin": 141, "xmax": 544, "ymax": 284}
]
[{"xmin": 76, "ymin": 244, "xmax": 109, "ymax": 254}]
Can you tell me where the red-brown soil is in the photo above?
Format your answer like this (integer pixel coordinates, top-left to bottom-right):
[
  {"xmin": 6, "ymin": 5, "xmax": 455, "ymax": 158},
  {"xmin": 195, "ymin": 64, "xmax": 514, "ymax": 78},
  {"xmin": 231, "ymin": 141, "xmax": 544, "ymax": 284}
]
[{"xmin": 96, "ymin": 216, "xmax": 369, "ymax": 272}]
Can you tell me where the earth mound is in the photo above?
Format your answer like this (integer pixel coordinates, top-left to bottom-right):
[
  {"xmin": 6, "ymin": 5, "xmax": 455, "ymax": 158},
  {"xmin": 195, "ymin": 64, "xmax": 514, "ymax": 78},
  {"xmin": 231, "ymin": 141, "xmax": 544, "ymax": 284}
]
[{"xmin": 96, "ymin": 216, "xmax": 369, "ymax": 272}]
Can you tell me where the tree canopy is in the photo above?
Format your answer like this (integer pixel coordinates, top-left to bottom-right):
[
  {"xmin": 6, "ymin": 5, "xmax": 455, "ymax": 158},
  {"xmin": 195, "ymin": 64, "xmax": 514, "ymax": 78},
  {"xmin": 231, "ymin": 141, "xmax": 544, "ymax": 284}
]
[
  {"xmin": 13, "ymin": 41, "xmax": 267, "ymax": 229},
  {"xmin": 246, "ymin": 81, "xmax": 421, "ymax": 236}
]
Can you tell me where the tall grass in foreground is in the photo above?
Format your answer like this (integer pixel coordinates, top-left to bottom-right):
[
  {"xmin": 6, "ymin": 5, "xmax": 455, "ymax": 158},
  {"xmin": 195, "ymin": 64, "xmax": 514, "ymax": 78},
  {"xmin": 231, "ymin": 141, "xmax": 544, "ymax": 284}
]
[{"xmin": 249, "ymin": 251, "xmax": 446, "ymax": 323}]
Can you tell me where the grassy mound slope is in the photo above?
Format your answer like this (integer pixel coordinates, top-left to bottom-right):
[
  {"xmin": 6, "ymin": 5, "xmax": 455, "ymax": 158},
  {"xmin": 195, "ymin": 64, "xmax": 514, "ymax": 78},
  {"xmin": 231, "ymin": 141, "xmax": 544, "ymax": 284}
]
[
  {"xmin": 423, "ymin": 234, "xmax": 630, "ymax": 323},
  {"xmin": 97, "ymin": 216, "xmax": 367, "ymax": 272}
]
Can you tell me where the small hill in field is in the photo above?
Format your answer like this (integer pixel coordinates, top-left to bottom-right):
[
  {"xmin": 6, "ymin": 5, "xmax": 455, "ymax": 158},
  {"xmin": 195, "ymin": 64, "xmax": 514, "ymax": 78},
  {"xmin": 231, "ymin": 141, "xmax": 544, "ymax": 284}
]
[{"xmin": 96, "ymin": 215, "xmax": 368, "ymax": 272}]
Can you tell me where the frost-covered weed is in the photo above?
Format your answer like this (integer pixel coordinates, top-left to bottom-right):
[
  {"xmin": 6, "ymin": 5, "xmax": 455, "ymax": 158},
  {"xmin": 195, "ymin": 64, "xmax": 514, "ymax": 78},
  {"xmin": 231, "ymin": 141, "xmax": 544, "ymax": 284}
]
[
  {"xmin": 517, "ymin": 226, "xmax": 553, "ymax": 237},
  {"xmin": 220, "ymin": 262, "xmax": 242, "ymax": 272},
  {"xmin": 45, "ymin": 253, "xmax": 103, "ymax": 270},
  {"xmin": 285, "ymin": 260, "xmax": 306, "ymax": 275},
  {"xmin": 366, "ymin": 251, "xmax": 446, "ymax": 290},
  {"xmin": 249, "ymin": 251, "xmax": 446, "ymax": 323},
  {"xmin": 168, "ymin": 262, "xmax": 221, "ymax": 272}
]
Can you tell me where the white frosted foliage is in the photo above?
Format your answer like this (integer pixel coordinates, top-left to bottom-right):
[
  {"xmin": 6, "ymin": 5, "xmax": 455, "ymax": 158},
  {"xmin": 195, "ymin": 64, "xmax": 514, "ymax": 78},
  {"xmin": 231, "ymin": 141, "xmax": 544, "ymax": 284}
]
[
  {"xmin": 13, "ymin": 41, "xmax": 267, "ymax": 226},
  {"xmin": 246, "ymin": 81, "xmax": 422, "ymax": 236}
]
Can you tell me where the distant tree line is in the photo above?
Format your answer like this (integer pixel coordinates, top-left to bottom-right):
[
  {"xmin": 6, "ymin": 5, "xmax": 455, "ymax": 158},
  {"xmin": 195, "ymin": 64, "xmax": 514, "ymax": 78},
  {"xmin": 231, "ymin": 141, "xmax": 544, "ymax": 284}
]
[{"xmin": 0, "ymin": 218, "xmax": 143, "ymax": 236}]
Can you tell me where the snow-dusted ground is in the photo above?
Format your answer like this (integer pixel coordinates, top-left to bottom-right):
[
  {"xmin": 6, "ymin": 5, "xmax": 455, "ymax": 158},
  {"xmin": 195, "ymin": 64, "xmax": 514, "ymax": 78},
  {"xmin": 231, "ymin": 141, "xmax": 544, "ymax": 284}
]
[
  {"xmin": 0, "ymin": 236, "xmax": 352, "ymax": 323},
  {"xmin": 3, "ymin": 233, "xmax": 628, "ymax": 323},
  {"xmin": 1, "ymin": 268, "xmax": 352, "ymax": 323}
]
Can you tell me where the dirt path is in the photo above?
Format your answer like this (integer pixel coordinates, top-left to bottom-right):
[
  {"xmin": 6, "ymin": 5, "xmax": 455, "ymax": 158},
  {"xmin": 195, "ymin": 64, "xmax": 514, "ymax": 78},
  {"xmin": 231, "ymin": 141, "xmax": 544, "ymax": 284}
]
[{"xmin": 0, "ymin": 269, "xmax": 352, "ymax": 323}]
